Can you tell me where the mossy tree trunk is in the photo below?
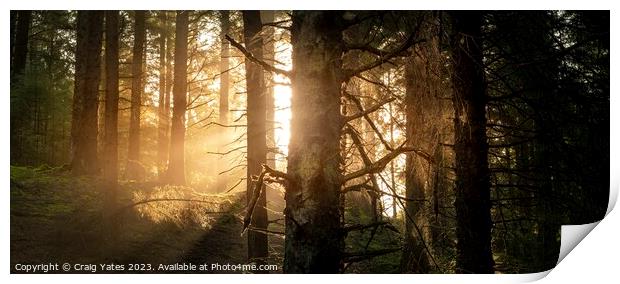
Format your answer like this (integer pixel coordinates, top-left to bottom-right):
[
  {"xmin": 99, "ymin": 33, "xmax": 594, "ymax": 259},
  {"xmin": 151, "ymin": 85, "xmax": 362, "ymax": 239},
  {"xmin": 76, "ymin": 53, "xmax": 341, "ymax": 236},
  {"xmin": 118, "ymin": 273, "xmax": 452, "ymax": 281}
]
[
  {"xmin": 401, "ymin": 53, "xmax": 431, "ymax": 274},
  {"xmin": 71, "ymin": 11, "xmax": 103, "ymax": 175},
  {"xmin": 284, "ymin": 11, "xmax": 345, "ymax": 273}
]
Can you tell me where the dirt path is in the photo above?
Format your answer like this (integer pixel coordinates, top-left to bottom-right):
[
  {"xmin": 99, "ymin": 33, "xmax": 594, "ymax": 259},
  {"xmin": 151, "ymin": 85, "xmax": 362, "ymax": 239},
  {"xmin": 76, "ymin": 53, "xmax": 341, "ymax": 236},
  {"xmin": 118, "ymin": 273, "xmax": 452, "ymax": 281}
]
[
  {"xmin": 10, "ymin": 166, "xmax": 283, "ymax": 273},
  {"xmin": 179, "ymin": 205, "xmax": 246, "ymax": 273}
]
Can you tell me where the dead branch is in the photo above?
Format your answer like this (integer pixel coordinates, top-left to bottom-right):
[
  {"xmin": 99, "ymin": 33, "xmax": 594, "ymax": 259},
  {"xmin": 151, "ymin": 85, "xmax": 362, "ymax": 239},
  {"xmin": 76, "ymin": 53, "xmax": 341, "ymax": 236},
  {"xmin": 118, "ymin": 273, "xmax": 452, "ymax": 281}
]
[
  {"xmin": 343, "ymin": 92, "xmax": 394, "ymax": 151},
  {"xmin": 242, "ymin": 164, "xmax": 289, "ymax": 235},
  {"xmin": 225, "ymin": 178, "xmax": 244, "ymax": 193},
  {"xmin": 206, "ymin": 146, "xmax": 247, "ymax": 156},
  {"xmin": 342, "ymin": 182, "xmax": 374, "ymax": 193},
  {"xmin": 343, "ymin": 181, "xmax": 428, "ymax": 203},
  {"xmin": 247, "ymin": 226, "xmax": 286, "ymax": 236},
  {"xmin": 344, "ymin": 142, "xmax": 433, "ymax": 182},
  {"xmin": 342, "ymin": 28, "xmax": 425, "ymax": 81},
  {"xmin": 342, "ymin": 248, "xmax": 402, "ymax": 263},
  {"xmin": 342, "ymin": 221, "xmax": 399, "ymax": 234},
  {"xmin": 261, "ymin": 19, "xmax": 292, "ymax": 30},
  {"xmin": 242, "ymin": 170, "xmax": 267, "ymax": 235},
  {"xmin": 187, "ymin": 109, "xmax": 215, "ymax": 129},
  {"xmin": 343, "ymin": 97, "xmax": 396, "ymax": 123},
  {"xmin": 343, "ymin": 125, "xmax": 383, "ymax": 212},
  {"xmin": 263, "ymin": 164, "xmax": 289, "ymax": 180},
  {"xmin": 225, "ymin": 34, "xmax": 291, "ymax": 77},
  {"xmin": 218, "ymin": 164, "xmax": 246, "ymax": 175},
  {"xmin": 376, "ymin": 171, "xmax": 441, "ymax": 271},
  {"xmin": 200, "ymin": 121, "xmax": 247, "ymax": 129}
]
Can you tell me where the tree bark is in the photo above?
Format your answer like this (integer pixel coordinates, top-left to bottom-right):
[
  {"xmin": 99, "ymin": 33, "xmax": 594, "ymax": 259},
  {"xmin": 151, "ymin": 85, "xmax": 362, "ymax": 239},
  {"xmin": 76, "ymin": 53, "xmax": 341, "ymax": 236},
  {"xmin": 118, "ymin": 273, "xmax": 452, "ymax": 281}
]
[
  {"xmin": 127, "ymin": 11, "xmax": 146, "ymax": 180},
  {"xmin": 12, "ymin": 10, "xmax": 32, "ymax": 82},
  {"xmin": 284, "ymin": 11, "xmax": 345, "ymax": 273},
  {"xmin": 219, "ymin": 11, "xmax": 230, "ymax": 128},
  {"xmin": 164, "ymin": 11, "xmax": 173, "ymax": 165},
  {"xmin": 450, "ymin": 11, "xmax": 494, "ymax": 274},
  {"xmin": 71, "ymin": 11, "xmax": 103, "ymax": 175},
  {"xmin": 400, "ymin": 54, "xmax": 431, "ymax": 273},
  {"xmin": 261, "ymin": 10, "xmax": 276, "ymax": 170},
  {"xmin": 216, "ymin": 10, "xmax": 230, "ymax": 192},
  {"xmin": 166, "ymin": 11, "xmax": 189, "ymax": 185},
  {"xmin": 10, "ymin": 11, "xmax": 16, "ymax": 62},
  {"xmin": 243, "ymin": 10, "xmax": 269, "ymax": 266},
  {"xmin": 157, "ymin": 11, "xmax": 169, "ymax": 178},
  {"xmin": 103, "ymin": 10, "xmax": 120, "ymax": 218}
]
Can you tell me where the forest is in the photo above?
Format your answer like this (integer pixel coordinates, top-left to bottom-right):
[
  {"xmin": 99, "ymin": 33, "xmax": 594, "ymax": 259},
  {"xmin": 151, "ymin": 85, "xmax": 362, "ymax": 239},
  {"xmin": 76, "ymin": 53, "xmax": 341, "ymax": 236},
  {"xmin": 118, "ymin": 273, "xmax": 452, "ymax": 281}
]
[{"xmin": 9, "ymin": 10, "xmax": 609, "ymax": 274}]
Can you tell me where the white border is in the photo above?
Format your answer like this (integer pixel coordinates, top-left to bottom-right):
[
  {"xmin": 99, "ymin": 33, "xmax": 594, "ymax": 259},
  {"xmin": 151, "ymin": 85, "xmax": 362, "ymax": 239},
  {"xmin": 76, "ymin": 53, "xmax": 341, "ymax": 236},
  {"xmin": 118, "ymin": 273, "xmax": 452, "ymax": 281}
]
[{"xmin": 2, "ymin": 1, "xmax": 617, "ymax": 284}]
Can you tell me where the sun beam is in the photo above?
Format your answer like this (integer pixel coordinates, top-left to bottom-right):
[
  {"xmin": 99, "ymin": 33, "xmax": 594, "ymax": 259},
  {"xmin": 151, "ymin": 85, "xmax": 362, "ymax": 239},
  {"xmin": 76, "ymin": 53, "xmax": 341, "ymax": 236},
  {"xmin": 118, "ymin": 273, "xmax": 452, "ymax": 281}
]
[{"xmin": 271, "ymin": 40, "xmax": 293, "ymax": 171}]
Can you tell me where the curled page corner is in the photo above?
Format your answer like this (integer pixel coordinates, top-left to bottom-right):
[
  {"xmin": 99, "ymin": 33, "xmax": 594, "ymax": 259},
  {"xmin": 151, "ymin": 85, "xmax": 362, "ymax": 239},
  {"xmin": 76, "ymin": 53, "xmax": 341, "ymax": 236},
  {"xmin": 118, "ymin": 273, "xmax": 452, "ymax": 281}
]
[
  {"xmin": 557, "ymin": 221, "xmax": 600, "ymax": 265},
  {"xmin": 606, "ymin": 180, "xmax": 619, "ymax": 215},
  {"xmin": 552, "ymin": 179, "xmax": 618, "ymax": 271},
  {"xmin": 514, "ymin": 269, "xmax": 553, "ymax": 283}
]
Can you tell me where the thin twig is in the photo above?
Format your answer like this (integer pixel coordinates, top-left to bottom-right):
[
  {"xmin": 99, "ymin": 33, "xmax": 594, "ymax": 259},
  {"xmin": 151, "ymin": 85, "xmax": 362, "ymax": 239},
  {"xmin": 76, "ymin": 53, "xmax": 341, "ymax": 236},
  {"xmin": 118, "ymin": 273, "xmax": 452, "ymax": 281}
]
[
  {"xmin": 342, "ymin": 221, "xmax": 399, "ymax": 234},
  {"xmin": 225, "ymin": 34, "xmax": 291, "ymax": 77},
  {"xmin": 342, "ymin": 248, "xmax": 402, "ymax": 263}
]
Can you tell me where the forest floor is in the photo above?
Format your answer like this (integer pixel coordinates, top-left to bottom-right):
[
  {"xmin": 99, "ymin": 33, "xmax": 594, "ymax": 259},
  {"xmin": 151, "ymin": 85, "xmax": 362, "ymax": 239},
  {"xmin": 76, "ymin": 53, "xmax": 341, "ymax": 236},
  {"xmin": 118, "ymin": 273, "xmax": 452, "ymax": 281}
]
[{"xmin": 10, "ymin": 166, "xmax": 285, "ymax": 273}]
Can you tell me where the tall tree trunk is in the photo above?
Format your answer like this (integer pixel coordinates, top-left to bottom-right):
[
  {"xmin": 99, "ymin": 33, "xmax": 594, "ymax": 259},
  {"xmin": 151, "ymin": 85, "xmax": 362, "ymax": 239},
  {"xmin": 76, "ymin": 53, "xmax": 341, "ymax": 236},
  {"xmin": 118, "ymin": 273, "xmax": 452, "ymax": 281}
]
[
  {"xmin": 284, "ymin": 11, "xmax": 344, "ymax": 273},
  {"xmin": 103, "ymin": 10, "xmax": 120, "ymax": 219},
  {"xmin": 127, "ymin": 11, "xmax": 146, "ymax": 180},
  {"xmin": 10, "ymin": 11, "xmax": 16, "ymax": 61},
  {"xmin": 216, "ymin": 10, "xmax": 230, "ymax": 191},
  {"xmin": 450, "ymin": 11, "xmax": 494, "ymax": 273},
  {"xmin": 10, "ymin": 10, "xmax": 17, "ymax": 76},
  {"xmin": 243, "ymin": 10, "xmax": 269, "ymax": 266},
  {"xmin": 261, "ymin": 10, "xmax": 276, "ymax": 170},
  {"xmin": 12, "ymin": 10, "xmax": 32, "ymax": 82},
  {"xmin": 71, "ymin": 11, "xmax": 103, "ymax": 175},
  {"xmin": 164, "ymin": 11, "xmax": 173, "ymax": 162},
  {"xmin": 219, "ymin": 11, "xmax": 230, "ymax": 127},
  {"xmin": 157, "ymin": 11, "xmax": 169, "ymax": 178},
  {"xmin": 400, "ymin": 53, "xmax": 431, "ymax": 273},
  {"xmin": 167, "ymin": 11, "xmax": 189, "ymax": 185},
  {"xmin": 98, "ymin": 33, "xmax": 106, "ymax": 162}
]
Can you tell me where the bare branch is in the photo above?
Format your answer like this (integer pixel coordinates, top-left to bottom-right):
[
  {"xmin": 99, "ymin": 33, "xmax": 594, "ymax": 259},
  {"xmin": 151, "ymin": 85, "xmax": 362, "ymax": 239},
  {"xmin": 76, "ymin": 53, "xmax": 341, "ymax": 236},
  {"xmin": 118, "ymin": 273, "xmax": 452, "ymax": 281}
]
[
  {"xmin": 263, "ymin": 164, "xmax": 289, "ymax": 180},
  {"xmin": 242, "ymin": 170, "xmax": 266, "ymax": 235},
  {"xmin": 343, "ymin": 181, "xmax": 427, "ymax": 203},
  {"xmin": 242, "ymin": 164, "xmax": 289, "ymax": 235},
  {"xmin": 201, "ymin": 121, "xmax": 247, "ymax": 129},
  {"xmin": 218, "ymin": 164, "xmax": 246, "ymax": 176},
  {"xmin": 206, "ymin": 146, "xmax": 247, "ymax": 156},
  {"xmin": 343, "ymin": 97, "xmax": 396, "ymax": 123},
  {"xmin": 342, "ymin": 248, "xmax": 402, "ymax": 263},
  {"xmin": 376, "ymin": 171, "xmax": 441, "ymax": 271},
  {"xmin": 225, "ymin": 34, "xmax": 291, "ymax": 77},
  {"xmin": 342, "ymin": 31, "xmax": 425, "ymax": 80},
  {"xmin": 343, "ymin": 92, "xmax": 395, "ymax": 151},
  {"xmin": 224, "ymin": 178, "xmax": 244, "ymax": 193},
  {"xmin": 247, "ymin": 226, "xmax": 286, "ymax": 236},
  {"xmin": 344, "ymin": 142, "xmax": 433, "ymax": 182},
  {"xmin": 342, "ymin": 221, "xmax": 399, "ymax": 234}
]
